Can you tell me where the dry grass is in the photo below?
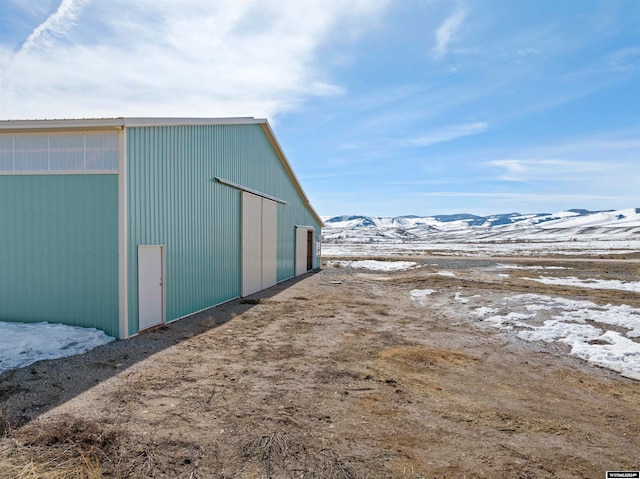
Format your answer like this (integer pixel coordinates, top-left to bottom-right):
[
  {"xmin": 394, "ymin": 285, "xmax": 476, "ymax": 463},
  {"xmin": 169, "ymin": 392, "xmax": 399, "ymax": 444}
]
[
  {"xmin": 437, "ymin": 405, "xmax": 574, "ymax": 435},
  {"xmin": 240, "ymin": 432, "xmax": 364, "ymax": 479},
  {"xmin": 0, "ymin": 405, "xmax": 12, "ymax": 439},
  {"xmin": 379, "ymin": 346, "xmax": 478, "ymax": 368},
  {"xmin": 0, "ymin": 416, "xmax": 121, "ymax": 479},
  {"xmin": 242, "ymin": 432, "xmax": 305, "ymax": 477},
  {"xmin": 1, "ymin": 419, "xmax": 363, "ymax": 479},
  {"xmin": 309, "ymin": 449, "xmax": 363, "ymax": 479},
  {"xmin": 315, "ymin": 367, "xmax": 362, "ymax": 384},
  {"xmin": 0, "ymin": 415, "xmax": 208, "ymax": 479}
]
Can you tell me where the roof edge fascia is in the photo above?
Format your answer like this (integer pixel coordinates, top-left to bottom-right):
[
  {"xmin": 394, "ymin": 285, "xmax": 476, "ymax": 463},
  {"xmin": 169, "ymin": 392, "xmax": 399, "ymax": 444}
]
[
  {"xmin": 122, "ymin": 117, "xmax": 260, "ymax": 127},
  {"xmin": 258, "ymin": 120, "xmax": 325, "ymax": 228},
  {"xmin": 0, "ymin": 117, "xmax": 263, "ymax": 131},
  {"xmin": 0, "ymin": 118, "xmax": 125, "ymax": 131}
]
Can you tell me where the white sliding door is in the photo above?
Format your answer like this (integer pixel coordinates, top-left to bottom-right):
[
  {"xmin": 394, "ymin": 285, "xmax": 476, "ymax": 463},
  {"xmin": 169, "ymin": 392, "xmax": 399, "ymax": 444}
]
[
  {"xmin": 242, "ymin": 193, "xmax": 263, "ymax": 296},
  {"xmin": 242, "ymin": 192, "xmax": 277, "ymax": 297}
]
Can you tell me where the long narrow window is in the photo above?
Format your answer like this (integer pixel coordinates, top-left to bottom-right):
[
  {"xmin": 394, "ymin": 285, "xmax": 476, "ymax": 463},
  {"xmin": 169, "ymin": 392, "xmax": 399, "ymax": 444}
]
[
  {"xmin": 0, "ymin": 135, "xmax": 14, "ymax": 171},
  {"xmin": 0, "ymin": 132, "xmax": 119, "ymax": 173}
]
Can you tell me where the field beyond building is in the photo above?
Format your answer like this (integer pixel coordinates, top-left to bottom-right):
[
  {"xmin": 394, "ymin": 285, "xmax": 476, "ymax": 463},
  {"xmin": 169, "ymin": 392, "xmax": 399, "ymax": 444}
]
[{"xmin": 1, "ymin": 252, "xmax": 638, "ymax": 478}]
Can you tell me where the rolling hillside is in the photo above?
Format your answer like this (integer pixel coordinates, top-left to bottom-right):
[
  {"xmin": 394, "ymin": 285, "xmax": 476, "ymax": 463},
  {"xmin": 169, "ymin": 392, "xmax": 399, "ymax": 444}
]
[{"xmin": 322, "ymin": 208, "xmax": 640, "ymax": 244}]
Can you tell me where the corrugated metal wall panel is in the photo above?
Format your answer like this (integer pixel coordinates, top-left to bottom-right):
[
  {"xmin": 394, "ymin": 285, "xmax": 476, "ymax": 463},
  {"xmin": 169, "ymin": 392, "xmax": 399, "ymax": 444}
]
[
  {"xmin": 126, "ymin": 124, "xmax": 321, "ymax": 334},
  {"xmin": 0, "ymin": 175, "xmax": 119, "ymax": 336}
]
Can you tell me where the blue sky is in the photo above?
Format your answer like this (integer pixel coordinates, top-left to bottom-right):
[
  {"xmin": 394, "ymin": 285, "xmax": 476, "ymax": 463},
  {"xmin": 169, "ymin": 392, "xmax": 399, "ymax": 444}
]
[{"xmin": 1, "ymin": 0, "xmax": 638, "ymax": 216}]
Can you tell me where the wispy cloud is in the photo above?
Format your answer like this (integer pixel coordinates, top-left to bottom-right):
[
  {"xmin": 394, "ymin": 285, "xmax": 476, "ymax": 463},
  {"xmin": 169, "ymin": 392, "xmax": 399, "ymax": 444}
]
[
  {"xmin": 19, "ymin": 0, "xmax": 89, "ymax": 54},
  {"xmin": 564, "ymin": 46, "xmax": 640, "ymax": 82},
  {"xmin": 300, "ymin": 167, "xmax": 395, "ymax": 180},
  {"xmin": 432, "ymin": 7, "xmax": 467, "ymax": 59},
  {"xmin": 1, "ymin": 0, "xmax": 90, "ymax": 85},
  {"xmin": 336, "ymin": 121, "xmax": 488, "ymax": 154},
  {"xmin": 487, "ymin": 159, "xmax": 610, "ymax": 182},
  {"xmin": 414, "ymin": 191, "xmax": 623, "ymax": 201},
  {"xmin": 399, "ymin": 122, "xmax": 487, "ymax": 147},
  {"xmin": 339, "ymin": 143, "xmax": 364, "ymax": 151},
  {"xmin": 0, "ymin": 0, "xmax": 389, "ymax": 120},
  {"xmin": 544, "ymin": 133, "xmax": 640, "ymax": 157},
  {"xmin": 608, "ymin": 46, "xmax": 640, "ymax": 71}
]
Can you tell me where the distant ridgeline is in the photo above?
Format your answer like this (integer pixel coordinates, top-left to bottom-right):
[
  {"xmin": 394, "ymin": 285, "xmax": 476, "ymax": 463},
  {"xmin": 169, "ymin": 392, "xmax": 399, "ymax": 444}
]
[{"xmin": 322, "ymin": 208, "xmax": 640, "ymax": 243}]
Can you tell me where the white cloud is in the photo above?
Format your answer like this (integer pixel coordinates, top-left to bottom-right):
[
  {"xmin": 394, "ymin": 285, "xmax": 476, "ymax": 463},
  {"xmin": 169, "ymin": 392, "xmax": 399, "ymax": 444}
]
[
  {"xmin": 1, "ymin": 0, "xmax": 89, "ymax": 82},
  {"xmin": 336, "ymin": 121, "xmax": 488, "ymax": 156},
  {"xmin": 478, "ymin": 129, "xmax": 640, "ymax": 161},
  {"xmin": 4, "ymin": 0, "xmax": 57, "ymax": 19},
  {"xmin": 414, "ymin": 191, "xmax": 623, "ymax": 201},
  {"xmin": 19, "ymin": 0, "xmax": 89, "ymax": 53},
  {"xmin": 432, "ymin": 7, "xmax": 467, "ymax": 59},
  {"xmin": 608, "ymin": 46, "xmax": 640, "ymax": 71},
  {"xmin": 0, "ymin": 0, "xmax": 389, "ymax": 120},
  {"xmin": 516, "ymin": 48, "xmax": 539, "ymax": 56},
  {"xmin": 400, "ymin": 122, "xmax": 487, "ymax": 147},
  {"xmin": 487, "ymin": 159, "xmax": 610, "ymax": 182},
  {"xmin": 564, "ymin": 46, "xmax": 640, "ymax": 83},
  {"xmin": 476, "ymin": 129, "xmax": 640, "ymax": 186}
]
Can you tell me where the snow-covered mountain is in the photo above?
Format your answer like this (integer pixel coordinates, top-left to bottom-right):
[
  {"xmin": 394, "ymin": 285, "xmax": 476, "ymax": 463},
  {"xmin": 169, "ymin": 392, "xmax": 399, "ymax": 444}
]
[{"xmin": 322, "ymin": 208, "xmax": 640, "ymax": 244}]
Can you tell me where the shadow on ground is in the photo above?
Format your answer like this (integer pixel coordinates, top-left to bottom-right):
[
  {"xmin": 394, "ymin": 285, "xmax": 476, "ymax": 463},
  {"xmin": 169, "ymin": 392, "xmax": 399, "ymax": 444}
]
[{"xmin": 0, "ymin": 272, "xmax": 316, "ymax": 429}]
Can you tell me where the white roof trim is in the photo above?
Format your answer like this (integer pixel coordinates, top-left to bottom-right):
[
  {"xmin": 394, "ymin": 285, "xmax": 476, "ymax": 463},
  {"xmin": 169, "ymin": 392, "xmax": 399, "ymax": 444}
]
[
  {"xmin": 0, "ymin": 117, "xmax": 267, "ymax": 131},
  {"xmin": 0, "ymin": 118, "xmax": 125, "ymax": 130},
  {"xmin": 123, "ymin": 117, "xmax": 263, "ymax": 127}
]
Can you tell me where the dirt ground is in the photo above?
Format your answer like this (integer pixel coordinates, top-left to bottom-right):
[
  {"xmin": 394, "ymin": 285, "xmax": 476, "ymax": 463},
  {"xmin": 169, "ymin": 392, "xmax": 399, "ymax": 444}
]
[{"xmin": 1, "ymin": 256, "xmax": 639, "ymax": 478}]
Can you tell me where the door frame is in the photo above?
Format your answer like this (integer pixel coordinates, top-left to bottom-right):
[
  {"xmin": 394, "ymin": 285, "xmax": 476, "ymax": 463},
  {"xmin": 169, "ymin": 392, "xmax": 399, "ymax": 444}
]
[
  {"xmin": 295, "ymin": 226, "xmax": 314, "ymax": 276},
  {"xmin": 137, "ymin": 244, "xmax": 166, "ymax": 331},
  {"xmin": 306, "ymin": 229, "xmax": 313, "ymax": 271}
]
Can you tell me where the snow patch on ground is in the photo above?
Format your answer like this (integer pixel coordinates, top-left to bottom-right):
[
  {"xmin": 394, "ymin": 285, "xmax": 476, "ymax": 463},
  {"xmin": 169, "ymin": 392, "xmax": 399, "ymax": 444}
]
[
  {"xmin": 327, "ymin": 260, "xmax": 418, "ymax": 271},
  {"xmin": 454, "ymin": 292, "xmax": 469, "ymax": 303},
  {"xmin": 410, "ymin": 289, "xmax": 437, "ymax": 305},
  {"xmin": 496, "ymin": 263, "xmax": 569, "ymax": 270},
  {"xmin": 322, "ymin": 240, "xmax": 640, "ymax": 258},
  {"xmin": 0, "ymin": 321, "xmax": 115, "ymax": 374},
  {"xmin": 436, "ymin": 271, "xmax": 456, "ymax": 277},
  {"xmin": 472, "ymin": 307, "xmax": 499, "ymax": 317},
  {"xmin": 484, "ymin": 312, "xmax": 535, "ymax": 331},
  {"xmin": 472, "ymin": 294, "xmax": 640, "ymax": 380},
  {"xmin": 522, "ymin": 276, "xmax": 640, "ymax": 293}
]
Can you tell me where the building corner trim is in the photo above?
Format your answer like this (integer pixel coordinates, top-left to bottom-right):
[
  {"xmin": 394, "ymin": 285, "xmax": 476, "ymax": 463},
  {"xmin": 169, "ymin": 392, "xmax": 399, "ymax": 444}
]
[{"xmin": 117, "ymin": 128, "xmax": 129, "ymax": 338}]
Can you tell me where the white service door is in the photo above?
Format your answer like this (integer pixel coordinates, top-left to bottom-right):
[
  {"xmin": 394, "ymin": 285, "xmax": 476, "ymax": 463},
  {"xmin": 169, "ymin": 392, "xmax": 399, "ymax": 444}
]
[
  {"xmin": 242, "ymin": 192, "xmax": 263, "ymax": 296},
  {"xmin": 138, "ymin": 245, "xmax": 164, "ymax": 331},
  {"xmin": 295, "ymin": 228, "xmax": 310, "ymax": 276}
]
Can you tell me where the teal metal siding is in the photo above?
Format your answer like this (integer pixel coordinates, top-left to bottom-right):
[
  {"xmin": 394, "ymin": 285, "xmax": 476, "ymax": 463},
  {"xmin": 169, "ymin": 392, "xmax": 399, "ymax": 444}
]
[
  {"xmin": 126, "ymin": 124, "xmax": 321, "ymax": 334},
  {"xmin": 126, "ymin": 126, "xmax": 241, "ymax": 336},
  {"xmin": 0, "ymin": 175, "xmax": 119, "ymax": 336}
]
